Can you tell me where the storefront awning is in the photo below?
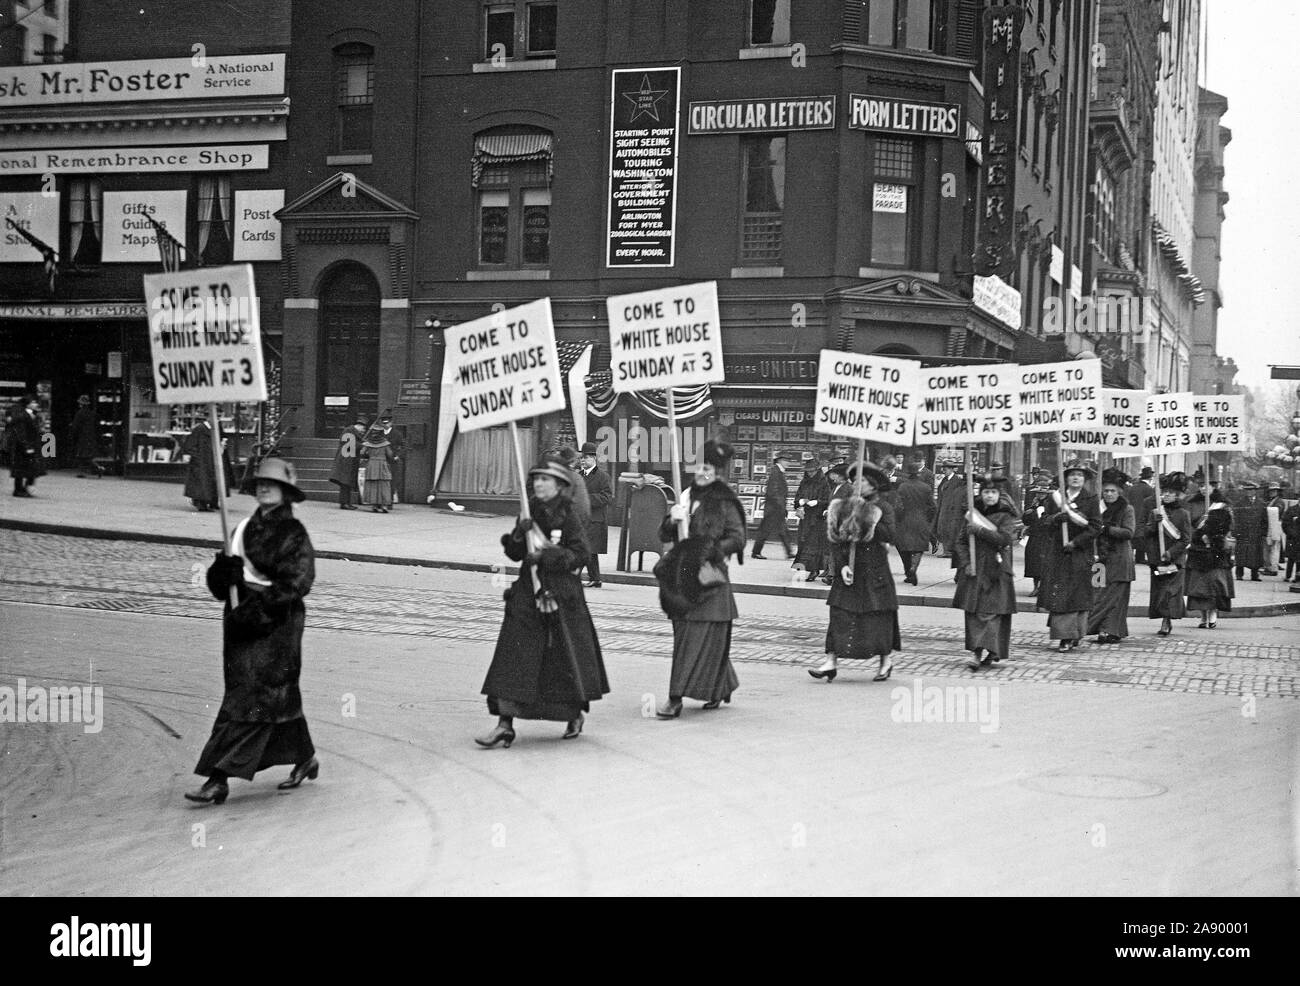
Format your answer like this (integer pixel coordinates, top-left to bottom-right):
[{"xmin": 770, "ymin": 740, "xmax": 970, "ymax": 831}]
[{"xmin": 471, "ymin": 133, "xmax": 553, "ymax": 187}]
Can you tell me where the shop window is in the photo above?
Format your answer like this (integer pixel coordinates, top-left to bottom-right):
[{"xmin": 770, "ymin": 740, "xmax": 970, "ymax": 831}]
[
  {"xmin": 749, "ymin": 0, "xmax": 791, "ymax": 45},
  {"xmin": 740, "ymin": 135, "xmax": 785, "ymax": 265},
  {"xmin": 863, "ymin": 0, "xmax": 933, "ymax": 51},
  {"xmin": 867, "ymin": 137, "xmax": 918, "ymax": 267},
  {"xmin": 66, "ymin": 177, "xmax": 102, "ymax": 266},
  {"xmin": 197, "ymin": 176, "xmax": 233, "ymax": 266},
  {"xmin": 42, "ymin": 34, "xmax": 59, "ymax": 62},
  {"xmin": 334, "ymin": 42, "xmax": 374, "ymax": 155},
  {"xmin": 472, "ymin": 130, "xmax": 553, "ymax": 268},
  {"xmin": 483, "ymin": 1, "xmax": 557, "ymax": 61}
]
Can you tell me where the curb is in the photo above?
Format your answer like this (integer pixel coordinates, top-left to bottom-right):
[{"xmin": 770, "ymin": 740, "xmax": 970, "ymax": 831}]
[{"xmin": 6, "ymin": 517, "xmax": 1300, "ymax": 618}]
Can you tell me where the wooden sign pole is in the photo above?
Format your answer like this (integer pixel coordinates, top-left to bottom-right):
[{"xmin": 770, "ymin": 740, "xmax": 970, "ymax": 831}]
[
  {"xmin": 845, "ymin": 437, "xmax": 867, "ymax": 584},
  {"xmin": 966, "ymin": 443, "xmax": 977, "ymax": 577},
  {"xmin": 208, "ymin": 403, "xmax": 239, "ymax": 608},
  {"xmin": 509, "ymin": 420, "xmax": 547, "ymax": 605},
  {"xmin": 665, "ymin": 386, "xmax": 689, "ymax": 541}
]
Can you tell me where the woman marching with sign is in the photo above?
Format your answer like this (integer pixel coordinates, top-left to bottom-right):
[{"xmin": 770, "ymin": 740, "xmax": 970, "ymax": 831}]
[
  {"xmin": 1185, "ymin": 488, "xmax": 1235, "ymax": 629},
  {"xmin": 1039, "ymin": 460, "xmax": 1101, "ymax": 652},
  {"xmin": 478, "ymin": 461, "xmax": 609, "ymax": 746},
  {"xmin": 952, "ymin": 473, "xmax": 1018, "ymax": 671},
  {"xmin": 1143, "ymin": 472, "xmax": 1192, "ymax": 636},
  {"xmin": 1087, "ymin": 469, "xmax": 1137, "ymax": 645},
  {"xmin": 653, "ymin": 440, "xmax": 746, "ymax": 718},
  {"xmin": 809, "ymin": 461, "xmax": 900, "ymax": 683}
]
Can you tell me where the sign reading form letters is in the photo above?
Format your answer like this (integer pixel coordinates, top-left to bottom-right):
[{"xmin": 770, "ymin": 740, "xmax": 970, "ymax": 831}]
[
  {"xmin": 813, "ymin": 351, "xmax": 920, "ymax": 444},
  {"xmin": 914, "ymin": 365, "xmax": 1022, "ymax": 444},
  {"xmin": 606, "ymin": 281, "xmax": 723, "ymax": 393},
  {"xmin": 144, "ymin": 263, "xmax": 266, "ymax": 405},
  {"xmin": 444, "ymin": 298, "xmax": 565, "ymax": 432}
]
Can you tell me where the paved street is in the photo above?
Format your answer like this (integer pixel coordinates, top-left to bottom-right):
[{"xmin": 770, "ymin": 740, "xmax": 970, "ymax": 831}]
[{"xmin": 1, "ymin": 530, "xmax": 1296, "ymax": 895}]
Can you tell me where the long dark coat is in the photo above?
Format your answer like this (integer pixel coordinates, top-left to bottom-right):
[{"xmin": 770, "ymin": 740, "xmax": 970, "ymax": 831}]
[
  {"xmin": 934, "ymin": 474, "xmax": 966, "ymax": 547},
  {"xmin": 205, "ymin": 504, "xmax": 315, "ymax": 723},
  {"xmin": 826, "ymin": 495, "xmax": 899, "ymax": 614},
  {"xmin": 482, "ymin": 495, "xmax": 609, "ymax": 709},
  {"xmin": 1144, "ymin": 503, "xmax": 1191, "ymax": 618},
  {"xmin": 1021, "ymin": 490, "xmax": 1054, "ymax": 580},
  {"xmin": 793, "ymin": 469, "xmax": 831, "ymax": 568},
  {"xmin": 1129, "ymin": 480, "xmax": 1154, "ymax": 530},
  {"xmin": 69, "ymin": 405, "xmax": 99, "ymax": 459},
  {"xmin": 1095, "ymin": 496, "xmax": 1136, "ymax": 584},
  {"xmin": 953, "ymin": 499, "xmax": 1017, "ymax": 614},
  {"xmin": 1231, "ymin": 500, "xmax": 1267, "ymax": 569},
  {"xmin": 581, "ymin": 464, "xmax": 613, "ymax": 554},
  {"xmin": 328, "ymin": 424, "xmax": 366, "ymax": 489},
  {"xmin": 1283, "ymin": 503, "xmax": 1300, "ymax": 563},
  {"xmin": 5, "ymin": 408, "xmax": 45, "ymax": 480},
  {"xmin": 182, "ymin": 422, "xmax": 232, "ymax": 503},
  {"xmin": 656, "ymin": 479, "xmax": 747, "ymax": 622},
  {"xmin": 1184, "ymin": 493, "xmax": 1207, "ymax": 527},
  {"xmin": 758, "ymin": 465, "xmax": 790, "ymax": 539},
  {"xmin": 894, "ymin": 475, "xmax": 937, "ymax": 552},
  {"xmin": 1187, "ymin": 505, "xmax": 1234, "ymax": 572},
  {"xmin": 1040, "ymin": 488, "xmax": 1100, "ymax": 613}
]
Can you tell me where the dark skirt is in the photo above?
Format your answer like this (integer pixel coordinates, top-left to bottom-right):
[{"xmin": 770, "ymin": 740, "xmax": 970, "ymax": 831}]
[
  {"xmin": 825, "ymin": 607, "xmax": 901, "ymax": 661},
  {"xmin": 1047, "ymin": 610, "xmax": 1089, "ymax": 640},
  {"xmin": 194, "ymin": 714, "xmax": 314, "ymax": 781},
  {"xmin": 488, "ymin": 696, "xmax": 583, "ymax": 722},
  {"xmin": 1185, "ymin": 568, "xmax": 1233, "ymax": 611},
  {"xmin": 964, "ymin": 612, "xmax": 1012, "ymax": 659},
  {"xmin": 363, "ymin": 479, "xmax": 392, "ymax": 506},
  {"xmin": 1088, "ymin": 581, "xmax": 1132, "ymax": 638},
  {"xmin": 669, "ymin": 620, "xmax": 739, "ymax": 702},
  {"xmin": 794, "ymin": 513, "xmax": 828, "ymax": 569},
  {"xmin": 1148, "ymin": 569, "xmax": 1187, "ymax": 618}
]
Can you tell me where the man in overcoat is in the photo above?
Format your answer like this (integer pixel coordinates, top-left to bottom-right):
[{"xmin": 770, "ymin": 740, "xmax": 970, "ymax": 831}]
[
  {"xmin": 893, "ymin": 462, "xmax": 936, "ymax": 585},
  {"xmin": 68, "ymin": 394, "xmax": 102, "ymax": 478},
  {"xmin": 1232, "ymin": 482, "xmax": 1267, "ymax": 581},
  {"xmin": 578, "ymin": 441, "xmax": 612, "ymax": 588},
  {"xmin": 752, "ymin": 451, "xmax": 793, "ymax": 559},
  {"xmin": 5, "ymin": 397, "xmax": 45, "ymax": 497},
  {"xmin": 933, "ymin": 459, "xmax": 967, "ymax": 559},
  {"xmin": 1129, "ymin": 467, "xmax": 1155, "ymax": 565},
  {"xmin": 328, "ymin": 414, "xmax": 368, "ymax": 510}
]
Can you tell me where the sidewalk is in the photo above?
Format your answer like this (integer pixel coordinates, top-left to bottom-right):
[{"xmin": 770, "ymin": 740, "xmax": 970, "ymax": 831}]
[{"xmin": 4, "ymin": 471, "xmax": 1299, "ymax": 616}]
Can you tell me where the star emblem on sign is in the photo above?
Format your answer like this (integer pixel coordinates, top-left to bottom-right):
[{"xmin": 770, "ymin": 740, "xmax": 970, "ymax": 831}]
[{"xmin": 622, "ymin": 75, "xmax": 670, "ymax": 124}]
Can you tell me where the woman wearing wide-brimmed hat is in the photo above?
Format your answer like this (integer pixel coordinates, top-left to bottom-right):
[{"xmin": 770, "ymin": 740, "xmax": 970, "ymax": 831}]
[
  {"xmin": 1039, "ymin": 460, "xmax": 1100, "ymax": 652},
  {"xmin": 1144, "ymin": 472, "xmax": 1192, "ymax": 636},
  {"xmin": 477, "ymin": 461, "xmax": 609, "ymax": 746},
  {"xmin": 653, "ymin": 440, "xmax": 746, "ymax": 717},
  {"xmin": 1185, "ymin": 487, "xmax": 1234, "ymax": 629},
  {"xmin": 360, "ymin": 423, "xmax": 395, "ymax": 513},
  {"xmin": 952, "ymin": 473, "xmax": 1018, "ymax": 671},
  {"xmin": 1087, "ymin": 468, "xmax": 1137, "ymax": 644},
  {"xmin": 809, "ymin": 461, "xmax": 900, "ymax": 682},
  {"xmin": 186, "ymin": 458, "xmax": 318, "ymax": 805}
]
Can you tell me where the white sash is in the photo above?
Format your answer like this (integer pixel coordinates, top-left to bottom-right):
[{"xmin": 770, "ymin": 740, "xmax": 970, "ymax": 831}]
[{"xmin": 231, "ymin": 516, "xmax": 273, "ymax": 587}]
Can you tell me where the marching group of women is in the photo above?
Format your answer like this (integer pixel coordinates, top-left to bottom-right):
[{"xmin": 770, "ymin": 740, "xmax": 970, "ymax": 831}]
[{"xmin": 181, "ymin": 442, "xmax": 1251, "ymax": 802}]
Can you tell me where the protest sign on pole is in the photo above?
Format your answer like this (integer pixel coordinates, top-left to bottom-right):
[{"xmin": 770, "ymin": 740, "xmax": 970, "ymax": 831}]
[
  {"xmin": 1014, "ymin": 358, "xmax": 1103, "ymax": 433},
  {"xmin": 1143, "ymin": 392, "xmax": 1197, "ymax": 454},
  {"xmin": 913, "ymin": 364, "xmax": 1022, "ymax": 445},
  {"xmin": 812, "ymin": 350, "xmax": 921, "ymax": 444},
  {"xmin": 144, "ymin": 263, "xmax": 266, "ymax": 562},
  {"xmin": 1187, "ymin": 394, "xmax": 1247, "ymax": 452},
  {"xmin": 1060, "ymin": 388, "xmax": 1148, "ymax": 457},
  {"xmin": 607, "ymin": 281, "xmax": 724, "ymax": 537}
]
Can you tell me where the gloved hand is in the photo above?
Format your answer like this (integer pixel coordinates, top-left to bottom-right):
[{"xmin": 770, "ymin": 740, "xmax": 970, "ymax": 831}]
[
  {"xmin": 209, "ymin": 552, "xmax": 244, "ymax": 585},
  {"xmin": 512, "ymin": 516, "xmax": 534, "ymax": 539},
  {"xmin": 1062, "ymin": 543, "xmax": 1076, "ymax": 553}
]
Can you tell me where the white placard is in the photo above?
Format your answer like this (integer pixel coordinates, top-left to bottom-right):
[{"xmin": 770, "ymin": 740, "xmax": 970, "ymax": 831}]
[
  {"xmin": 813, "ymin": 350, "xmax": 921, "ymax": 443},
  {"xmin": 972, "ymin": 274, "xmax": 1022, "ymax": 331},
  {"xmin": 872, "ymin": 183, "xmax": 907, "ymax": 213},
  {"xmin": 1143, "ymin": 392, "xmax": 1196, "ymax": 453},
  {"xmin": 444, "ymin": 298, "xmax": 565, "ymax": 432},
  {"xmin": 1016, "ymin": 358, "xmax": 1103, "ymax": 434},
  {"xmin": 0, "ymin": 55, "xmax": 287, "ymax": 109},
  {"xmin": 0, "ymin": 192, "xmax": 59, "ymax": 262},
  {"xmin": 914, "ymin": 364, "xmax": 1022, "ymax": 444},
  {"xmin": 1061, "ymin": 388, "xmax": 1148, "ymax": 456},
  {"xmin": 606, "ymin": 280, "xmax": 723, "ymax": 392},
  {"xmin": 233, "ymin": 189, "xmax": 283, "ymax": 261},
  {"xmin": 144, "ymin": 264, "xmax": 266, "ymax": 405},
  {"xmin": 1187, "ymin": 394, "xmax": 1247, "ymax": 451},
  {"xmin": 0, "ymin": 144, "xmax": 269, "ymax": 175},
  {"xmin": 102, "ymin": 191, "xmax": 186, "ymax": 263}
]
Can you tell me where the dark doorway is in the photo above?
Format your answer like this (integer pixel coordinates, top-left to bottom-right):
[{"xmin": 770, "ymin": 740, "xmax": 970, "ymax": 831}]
[{"xmin": 317, "ymin": 263, "xmax": 380, "ymax": 435}]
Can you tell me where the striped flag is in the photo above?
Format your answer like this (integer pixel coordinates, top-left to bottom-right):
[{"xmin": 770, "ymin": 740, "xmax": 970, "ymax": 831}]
[
  {"xmin": 143, "ymin": 212, "xmax": 185, "ymax": 272},
  {"xmin": 4, "ymin": 216, "xmax": 58, "ymax": 294}
]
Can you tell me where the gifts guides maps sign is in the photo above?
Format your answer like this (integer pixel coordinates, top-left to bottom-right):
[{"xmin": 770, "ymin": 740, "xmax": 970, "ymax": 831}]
[
  {"xmin": 1016, "ymin": 359, "xmax": 1103, "ymax": 433},
  {"xmin": 813, "ymin": 350, "xmax": 920, "ymax": 443},
  {"xmin": 144, "ymin": 264, "xmax": 266, "ymax": 404},
  {"xmin": 445, "ymin": 298, "xmax": 565, "ymax": 432},
  {"xmin": 914, "ymin": 365, "xmax": 1021, "ymax": 444},
  {"xmin": 607, "ymin": 281, "xmax": 723, "ymax": 392}
]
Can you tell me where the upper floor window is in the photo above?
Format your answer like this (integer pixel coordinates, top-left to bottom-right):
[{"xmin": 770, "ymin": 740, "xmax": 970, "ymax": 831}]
[
  {"xmin": 864, "ymin": 0, "xmax": 933, "ymax": 51},
  {"xmin": 41, "ymin": 34, "xmax": 59, "ymax": 62},
  {"xmin": 334, "ymin": 43, "xmax": 374, "ymax": 155},
  {"xmin": 740, "ymin": 135, "xmax": 785, "ymax": 265},
  {"xmin": 868, "ymin": 137, "xmax": 918, "ymax": 267},
  {"xmin": 66, "ymin": 177, "xmax": 102, "ymax": 266},
  {"xmin": 749, "ymin": 0, "xmax": 791, "ymax": 46},
  {"xmin": 1094, "ymin": 168, "xmax": 1116, "ymax": 263},
  {"xmin": 484, "ymin": 1, "xmax": 556, "ymax": 61},
  {"xmin": 473, "ymin": 131, "xmax": 553, "ymax": 268},
  {"xmin": 197, "ymin": 176, "xmax": 233, "ymax": 266}
]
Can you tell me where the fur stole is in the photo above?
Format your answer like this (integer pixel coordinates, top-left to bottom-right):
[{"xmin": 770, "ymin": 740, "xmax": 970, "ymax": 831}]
[{"xmin": 827, "ymin": 494, "xmax": 881, "ymax": 544}]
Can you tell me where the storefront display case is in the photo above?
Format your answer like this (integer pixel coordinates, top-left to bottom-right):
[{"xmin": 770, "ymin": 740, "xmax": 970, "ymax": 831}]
[{"xmin": 126, "ymin": 361, "xmax": 258, "ymax": 477}]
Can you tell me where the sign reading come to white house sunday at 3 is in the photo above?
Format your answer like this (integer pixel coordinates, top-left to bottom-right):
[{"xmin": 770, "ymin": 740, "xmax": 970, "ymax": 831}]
[{"xmin": 143, "ymin": 264, "xmax": 266, "ymax": 405}]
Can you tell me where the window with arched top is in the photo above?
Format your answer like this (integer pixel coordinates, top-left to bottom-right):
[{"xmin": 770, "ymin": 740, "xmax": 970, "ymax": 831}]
[
  {"xmin": 472, "ymin": 127, "xmax": 553, "ymax": 268},
  {"xmin": 334, "ymin": 43, "xmax": 375, "ymax": 154}
]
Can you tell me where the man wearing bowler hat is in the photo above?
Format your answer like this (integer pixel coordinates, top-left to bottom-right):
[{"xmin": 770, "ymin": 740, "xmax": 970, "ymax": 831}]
[
  {"xmin": 577, "ymin": 441, "xmax": 612, "ymax": 588},
  {"xmin": 1130, "ymin": 466, "xmax": 1155, "ymax": 565},
  {"xmin": 752, "ymin": 451, "xmax": 795, "ymax": 559}
]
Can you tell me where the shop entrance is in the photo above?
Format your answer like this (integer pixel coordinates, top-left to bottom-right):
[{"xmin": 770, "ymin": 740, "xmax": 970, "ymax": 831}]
[{"xmin": 317, "ymin": 263, "xmax": 380, "ymax": 435}]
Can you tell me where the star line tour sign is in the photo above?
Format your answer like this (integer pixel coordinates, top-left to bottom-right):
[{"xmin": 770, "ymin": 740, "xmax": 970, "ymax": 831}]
[
  {"xmin": 607, "ymin": 67, "xmax": 680, "ymax": 268},
  {"xmin": 144, "ymin": 264, "xmax": 266, "ymax": 404},
  {"xmin": 444, "ymin": 298, "xmax": 565, "ymax": 432},
  {"xmin": 606, "ymin": 281, "xmax": 724, "ymax": 392},
  {"xmin": 813, "ymin": 351, "xmax": 920, "ymax": 443}
]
